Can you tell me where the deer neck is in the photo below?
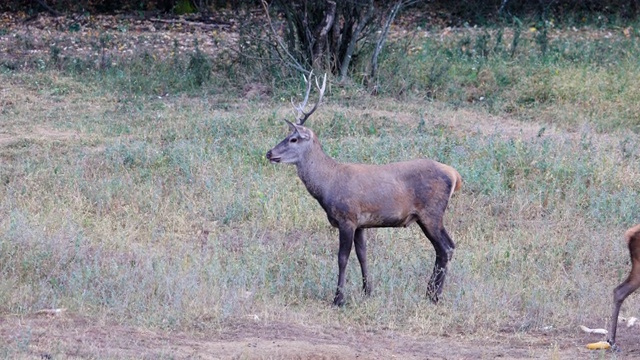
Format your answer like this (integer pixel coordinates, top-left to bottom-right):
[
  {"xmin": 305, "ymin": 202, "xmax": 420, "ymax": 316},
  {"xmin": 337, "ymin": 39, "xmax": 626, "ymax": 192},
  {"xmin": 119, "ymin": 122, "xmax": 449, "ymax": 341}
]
[{"xmin": 295, "ymin": 138, "xmax": 337, "ymax": 202}]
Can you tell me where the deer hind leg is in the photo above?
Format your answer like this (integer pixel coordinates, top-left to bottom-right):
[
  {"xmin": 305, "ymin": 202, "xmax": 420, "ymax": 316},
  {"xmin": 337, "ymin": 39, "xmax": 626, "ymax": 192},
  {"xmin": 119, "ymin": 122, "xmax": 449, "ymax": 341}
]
[
  {"xmin": 334, "ymin": 224, "xmax": 355, "ymax": 306},
  {"xmin": 608, "ymin": 226, "xmax": 640, "ymax": 346},
  {"xmin": 418, "ymin": 217, "xmax": 455, "ymax": 304},
  {"xmin": 354, "ymin": 228, "xmax": 371, "ymax": 296}
]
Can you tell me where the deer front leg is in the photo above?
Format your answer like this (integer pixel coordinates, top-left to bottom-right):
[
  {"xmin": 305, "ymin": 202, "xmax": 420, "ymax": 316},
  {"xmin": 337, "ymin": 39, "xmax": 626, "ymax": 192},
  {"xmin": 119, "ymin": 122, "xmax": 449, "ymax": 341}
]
[
  {"xmin": 609, "ymin": 277, "xmax": 640, "ymax": 346},
  {"xmin": 608, "ymin": 258, "xmax": 640, "ymax": 346},
  {"xmin": 354, "ymin": 228, "xmax": 370, "ymax": 296},
  {"xmin": 608, "ymin": 284, "xmax": 625, "ymax": 346},
  {"xmin": 334, "ymin": 224, "xmax": 355, "ymax": 306}
]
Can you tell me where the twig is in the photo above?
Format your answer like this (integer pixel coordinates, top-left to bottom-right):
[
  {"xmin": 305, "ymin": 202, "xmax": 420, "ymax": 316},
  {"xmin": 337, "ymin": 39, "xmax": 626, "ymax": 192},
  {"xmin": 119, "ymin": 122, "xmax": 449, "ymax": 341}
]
[
  {"xmin": 260, "ymin": 0, "xmax": 307, "ymax": 74},
  {"xmin": 498, "ymin": 0, "xmax": 511, "ymax": 16},
  {"xmin": 370, "ymin": 0, "xmax": 415, "ymax": 92},
  {"xmin": 35, "ymin": 308, "xmax": 67, "ymax": 316},
  {"xmin": 149, "ymin": 18, "xmax": 230, "ymax": 30},
  {"xmin": 34, "ymin": 0, "xmax": 62, "ymax": 17},
  {"xmin": 338, "ymin": 0, "xmax": 374, "ymax": 80}
]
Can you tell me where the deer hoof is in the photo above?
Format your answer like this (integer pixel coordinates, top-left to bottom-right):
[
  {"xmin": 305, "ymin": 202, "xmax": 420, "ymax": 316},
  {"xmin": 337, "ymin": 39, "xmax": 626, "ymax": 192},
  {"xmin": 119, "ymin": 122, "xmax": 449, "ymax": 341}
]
[
  {"xmin": 333, "ymin": 293, "xmax": 345, "ymax": 307},
  {"xmin": 427, "ymin": 291, "xmax": 439, "ymax": 304}
]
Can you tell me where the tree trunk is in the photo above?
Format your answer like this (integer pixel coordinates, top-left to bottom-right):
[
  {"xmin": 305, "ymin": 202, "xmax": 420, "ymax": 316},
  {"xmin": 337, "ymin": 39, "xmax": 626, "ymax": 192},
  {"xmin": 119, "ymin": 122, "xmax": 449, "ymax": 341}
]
[
  {"xmin": 338, "ymin": 0, "xmax": 374, "ymax": 80},
  {"xmin": 312, "ymin": 0, "xmax": 336, "ymax": 69},
  {"xmin": 370, "ymin": 0, "xmax": 403, "ymax": 92}
]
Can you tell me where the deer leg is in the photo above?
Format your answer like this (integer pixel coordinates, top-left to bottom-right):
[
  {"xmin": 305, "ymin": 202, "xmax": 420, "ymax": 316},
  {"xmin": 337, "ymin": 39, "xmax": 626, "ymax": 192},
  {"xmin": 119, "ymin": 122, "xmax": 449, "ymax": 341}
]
[
  {"xmin": 419, "ymin": 221, "xmax": 455, "ymax": 304},
  {"xmin": 354, "ymin": 228, "xmax": 370, "ymax": 296},
  {"xmin": 608, "ymin": 279, "xmax": 640, "ymax": 346},
  {"xmin": 608, "ymin": 232, "xmax": 640, "ymax": 346},
  {"xmin": 334, "ymin": 224, "xmax": 355, "ymax": 306}
]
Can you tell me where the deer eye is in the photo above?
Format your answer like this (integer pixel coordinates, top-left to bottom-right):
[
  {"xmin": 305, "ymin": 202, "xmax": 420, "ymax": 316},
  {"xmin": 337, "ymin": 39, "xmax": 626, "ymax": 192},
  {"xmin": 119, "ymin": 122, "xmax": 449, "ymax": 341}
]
[{"xmin": 290, "ymin": 137, "xmax": 298, "ymax": 143}]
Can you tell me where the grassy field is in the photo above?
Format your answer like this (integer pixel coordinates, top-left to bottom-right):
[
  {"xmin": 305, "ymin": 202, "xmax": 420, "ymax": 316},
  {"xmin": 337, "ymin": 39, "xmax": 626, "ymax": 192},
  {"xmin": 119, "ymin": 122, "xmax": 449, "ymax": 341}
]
[{"xmin": 1, "ymin": 15, "xmax": 640, "ymax": 358}]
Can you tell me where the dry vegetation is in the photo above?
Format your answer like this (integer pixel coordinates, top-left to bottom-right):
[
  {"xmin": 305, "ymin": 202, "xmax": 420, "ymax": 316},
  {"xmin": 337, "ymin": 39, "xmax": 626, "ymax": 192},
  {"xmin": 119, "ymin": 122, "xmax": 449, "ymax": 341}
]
[{"xmin": 1, "ymin": 12, "xmax": 640, "ymax": 359}]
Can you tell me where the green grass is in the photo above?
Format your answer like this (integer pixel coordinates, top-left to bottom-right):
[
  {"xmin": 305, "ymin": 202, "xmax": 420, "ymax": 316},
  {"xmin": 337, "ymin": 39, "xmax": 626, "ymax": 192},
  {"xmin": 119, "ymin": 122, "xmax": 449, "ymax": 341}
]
[
  {"xmin": 1, "ymin": 23, "xmax": 640, "ymax": 353},
  {"xmin": 371, "ymin": 26, "xmax": 640, "ymax": 133}
]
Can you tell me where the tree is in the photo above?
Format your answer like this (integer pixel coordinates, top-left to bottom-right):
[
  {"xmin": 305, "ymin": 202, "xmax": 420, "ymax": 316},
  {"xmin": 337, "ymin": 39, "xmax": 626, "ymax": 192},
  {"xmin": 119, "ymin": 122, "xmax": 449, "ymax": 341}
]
[{"xmin": 262, "ymin": 0, "xmax": 416, "ymax": 83}]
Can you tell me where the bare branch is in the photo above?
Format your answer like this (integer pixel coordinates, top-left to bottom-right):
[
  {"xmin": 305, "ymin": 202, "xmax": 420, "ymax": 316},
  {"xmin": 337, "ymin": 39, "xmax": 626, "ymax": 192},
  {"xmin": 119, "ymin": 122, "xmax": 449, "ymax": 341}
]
[
  {"xmin": 498, "ymin": 0, "xmax": 511, "ymax": 16},
  {"xmin": 260, "ymin": 0, "xmax": 307, "ymax": 73},
  {"xmin": 34, "ymin": 0, "xmax": 62, "ymax": 16},
  {"xmin": 367, "ymin": 0, "xmax": 421, "ymax": 92},
  {"xmin": 149, "ymin": 18, "xmax": 230, "ymax": 30},
  {"xmin": 338, "ymin": 0, "xmax": 374, "ymax": 80},
  {"xmin": 370, "ymin": 0, "xmax": 406, "ymax": 91},
  {"xmin": 312, "ymin": 0, "xmax": 336, "ymax": 69}
]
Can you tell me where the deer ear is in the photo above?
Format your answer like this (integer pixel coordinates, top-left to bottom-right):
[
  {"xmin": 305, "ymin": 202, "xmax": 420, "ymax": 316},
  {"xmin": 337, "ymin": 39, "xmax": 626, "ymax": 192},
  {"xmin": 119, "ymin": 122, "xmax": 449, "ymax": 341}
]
[
  {"xmin": 283, "ymin": 119, "xmax": 297, "ymax": 132},
  {"xmin": 283, "ymin": 119, "xmax": 309, "ymax": 139},
  {"xmin": 297, "ymin": 127, "xmax": 310, "ymax": 140}
]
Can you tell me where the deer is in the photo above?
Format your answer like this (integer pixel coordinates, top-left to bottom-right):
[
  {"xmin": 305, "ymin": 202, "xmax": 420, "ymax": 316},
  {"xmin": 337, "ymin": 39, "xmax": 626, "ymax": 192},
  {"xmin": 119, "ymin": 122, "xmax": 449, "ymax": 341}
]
[
  {"xmin": 265, "ymin": 72, "xmax": 462, "ymax": 306},
  {"xmin": 607, "ymin": 224, "xmax": 640, "ymax": 347}
]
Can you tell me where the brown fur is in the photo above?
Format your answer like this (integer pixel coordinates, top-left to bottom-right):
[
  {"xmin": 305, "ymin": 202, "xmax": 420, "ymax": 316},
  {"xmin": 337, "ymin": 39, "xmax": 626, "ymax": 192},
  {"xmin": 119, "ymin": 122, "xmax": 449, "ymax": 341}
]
[
  {"xmin": 608, "ymin": 224, "xmax": 640, "ymax": 346},
  {"xmin": 267, "ymin": 123, "xmax": 461, "ymax": 306}
]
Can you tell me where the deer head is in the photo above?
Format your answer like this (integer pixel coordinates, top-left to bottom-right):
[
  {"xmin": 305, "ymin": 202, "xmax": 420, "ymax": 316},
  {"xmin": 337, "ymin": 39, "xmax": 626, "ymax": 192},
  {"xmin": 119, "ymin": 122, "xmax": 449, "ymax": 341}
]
[{"xmin": 266, "ymin": 71, "xmax": 327, "ymax": 164}]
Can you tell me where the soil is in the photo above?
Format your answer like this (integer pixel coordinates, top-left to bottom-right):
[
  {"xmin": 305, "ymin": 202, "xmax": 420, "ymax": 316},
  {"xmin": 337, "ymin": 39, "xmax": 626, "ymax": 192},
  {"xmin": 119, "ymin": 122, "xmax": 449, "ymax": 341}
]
[{"xmin": 3, "ymin": 311, "xmax": 640, "ymax": 359}]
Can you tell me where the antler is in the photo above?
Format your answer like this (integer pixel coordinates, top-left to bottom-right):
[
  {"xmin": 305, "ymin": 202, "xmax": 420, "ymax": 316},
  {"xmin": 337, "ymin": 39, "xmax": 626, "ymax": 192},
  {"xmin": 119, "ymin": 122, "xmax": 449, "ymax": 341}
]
[{"xmin": 292, "ymin": 71, "xmax": 327, "ymax": 125}]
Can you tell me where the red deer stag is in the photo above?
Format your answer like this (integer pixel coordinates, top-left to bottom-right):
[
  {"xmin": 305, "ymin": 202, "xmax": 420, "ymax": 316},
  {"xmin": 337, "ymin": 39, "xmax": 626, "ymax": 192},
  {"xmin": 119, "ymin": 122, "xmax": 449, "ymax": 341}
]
[
  {"xmin": 608, "ymin": 224, "xmax": 640, "ymax": 347},
  {"xmin": 266, "ymin": 72, "xmax": 462, "ymax": 306}
]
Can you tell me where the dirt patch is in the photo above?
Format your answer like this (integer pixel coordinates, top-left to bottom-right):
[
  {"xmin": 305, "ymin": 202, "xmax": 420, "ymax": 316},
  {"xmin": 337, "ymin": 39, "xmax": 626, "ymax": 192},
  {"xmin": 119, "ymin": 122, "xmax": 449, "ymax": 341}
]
[
  {"xmin": 2, "ymin": 312, "xmax": 639, "ymax": 359},
  {"xmin": 0, "ymin": 12, "xmax": 238, "ymax": 71}
]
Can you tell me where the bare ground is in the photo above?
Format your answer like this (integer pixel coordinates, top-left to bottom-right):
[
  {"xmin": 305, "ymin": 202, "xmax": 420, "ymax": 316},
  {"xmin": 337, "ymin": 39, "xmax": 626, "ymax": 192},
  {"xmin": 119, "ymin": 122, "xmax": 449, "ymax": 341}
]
[{"xmin": 3, "ymin": 311, "xmax": 640, "ymax": 359}]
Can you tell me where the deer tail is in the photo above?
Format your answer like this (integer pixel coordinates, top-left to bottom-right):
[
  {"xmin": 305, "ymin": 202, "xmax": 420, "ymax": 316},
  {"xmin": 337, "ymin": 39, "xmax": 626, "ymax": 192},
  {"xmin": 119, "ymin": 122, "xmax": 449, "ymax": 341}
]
[
  {"xmin": 452, "ymin": 169, "xmax": 462, "ymax": 193},
  {"xmin": 446, "ymin": 167, "xmax": 462, "ymax": 200}
]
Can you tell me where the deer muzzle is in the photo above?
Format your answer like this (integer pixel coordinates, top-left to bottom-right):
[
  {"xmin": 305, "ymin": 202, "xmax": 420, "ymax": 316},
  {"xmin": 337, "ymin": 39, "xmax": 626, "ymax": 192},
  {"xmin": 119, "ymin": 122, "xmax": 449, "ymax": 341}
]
[{"xmin": 266, "ymin": 150, "xmax": 281, "ymax": 163}]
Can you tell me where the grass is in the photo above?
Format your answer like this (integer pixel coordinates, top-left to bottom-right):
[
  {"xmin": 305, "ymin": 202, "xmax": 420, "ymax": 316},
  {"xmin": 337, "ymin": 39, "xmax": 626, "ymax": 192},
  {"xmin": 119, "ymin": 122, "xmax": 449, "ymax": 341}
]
[
  {"xmin": 1, "ymin": 19, "xmax": 640, "ymax": 357},
  {"xmin": 371, "ymin": 26, "xmax": 640, "ymax": 133}
]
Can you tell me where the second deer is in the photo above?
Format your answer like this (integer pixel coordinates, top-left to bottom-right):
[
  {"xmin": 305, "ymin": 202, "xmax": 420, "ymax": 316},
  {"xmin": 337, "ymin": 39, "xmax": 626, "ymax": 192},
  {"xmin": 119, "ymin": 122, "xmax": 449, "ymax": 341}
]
[
  {"xmin": 608, "ymin": 224, "xmax": 640, "ymax": 347},
  {"xmin": 266, "ymin": 72, "xmax": 462, "ymax": 306}
]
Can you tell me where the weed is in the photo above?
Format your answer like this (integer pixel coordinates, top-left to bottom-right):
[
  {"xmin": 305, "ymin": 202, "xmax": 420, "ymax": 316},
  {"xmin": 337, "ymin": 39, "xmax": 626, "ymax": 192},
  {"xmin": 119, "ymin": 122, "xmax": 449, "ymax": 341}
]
[
  {"xmin": 186, "ymin": 39, "xmax": 212, "ymax": 87},
  {"xmin": 49, "ymin": 44, "xmax": 61, "ymax": 66}
]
